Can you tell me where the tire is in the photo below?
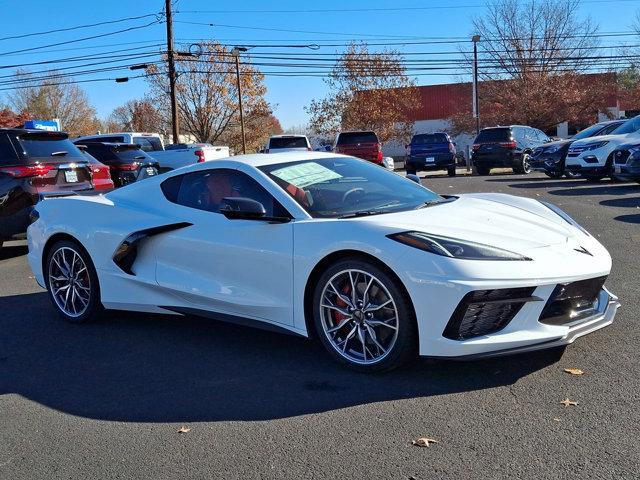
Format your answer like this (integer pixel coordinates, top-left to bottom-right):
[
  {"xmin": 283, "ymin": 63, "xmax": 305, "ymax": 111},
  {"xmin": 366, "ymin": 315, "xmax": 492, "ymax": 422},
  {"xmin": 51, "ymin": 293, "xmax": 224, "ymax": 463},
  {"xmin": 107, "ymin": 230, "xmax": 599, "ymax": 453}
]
[
  {"xmin": 405, "ymin": 165, "xmax": 417, "ymax": 175},
  {"xmin": 564, "ymin": 170, "xmax": 581, "ymax": 179},
  {"xmin": 45, "ymin": 240, "xmax": 102, "ymax": 323},
  {"xmin": 312, "ymin": 258, "xmax": 417, "ymax": 373},
  {"xmin": 514, "ymin": 153, "xmax": 532, "ymax": 174},
  {"xmin": 545, "ymin": 171, "xmax": 562, "ymax": 179},
  {"xmin": 475, "ymin": 165, "xmax": 491, "ymax": 176},
  {"xmin": 447, "ymin": 166, "xmax": 456, "ymax": 177}
]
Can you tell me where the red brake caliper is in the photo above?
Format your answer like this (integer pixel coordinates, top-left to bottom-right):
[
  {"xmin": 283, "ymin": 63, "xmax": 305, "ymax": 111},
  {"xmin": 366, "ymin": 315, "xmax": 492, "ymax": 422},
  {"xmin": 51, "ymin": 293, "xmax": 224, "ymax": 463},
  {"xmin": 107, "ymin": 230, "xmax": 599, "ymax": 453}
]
[{"xmin": 332, "ymin": 282, "xmax": 352, "ymax": 328}]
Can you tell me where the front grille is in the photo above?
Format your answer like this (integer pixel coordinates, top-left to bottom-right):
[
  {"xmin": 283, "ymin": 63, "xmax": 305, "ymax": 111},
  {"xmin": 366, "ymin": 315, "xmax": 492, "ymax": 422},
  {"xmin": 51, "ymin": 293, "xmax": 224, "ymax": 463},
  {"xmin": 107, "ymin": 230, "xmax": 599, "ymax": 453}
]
[
  {"xmin": 568, "ymin": 146, "xmax": 587, "ymax": 157},
  {"xmin": 614, "ymin": 150, "xmax": 631, "ymax": 165},
  {"xmin": 443, "ymin": 287, "xmax": 536, "ymax": 340},
  {"xmin": 539, "ymin": 276, "xmax": 607, "ymax": 326}
]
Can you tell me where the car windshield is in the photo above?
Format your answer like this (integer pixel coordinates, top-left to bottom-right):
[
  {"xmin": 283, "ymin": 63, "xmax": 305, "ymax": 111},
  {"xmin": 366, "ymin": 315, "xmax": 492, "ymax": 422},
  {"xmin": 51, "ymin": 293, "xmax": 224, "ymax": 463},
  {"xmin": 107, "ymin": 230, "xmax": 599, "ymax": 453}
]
[
  {"xmin": 336, "ymin": 132, "xmax": 378, "ymax": 145},
  {"xmin": 270, "ymin": 137, "xmax": 308, "ymax": 149},
  {"xmin": 475, "ymin": 128, "xmax": 511, "ymax": 142},
  {"xmin": 573, "ymin": 122, "xmax": 620, "ymax": 140},
  {"xmin": 259, "ymin": 157, "xmax": 445, "ymax": 218},
  {"xmin": 610, "ymin": 116, "xmax": 640, "ymax": 135},
  {"xmin": 412, "ymin": 133, "xmax": 448, "ymax": 144},
  {"xmin": 18, "ymin": 133, "xmax": 85, "ymax": 158}
]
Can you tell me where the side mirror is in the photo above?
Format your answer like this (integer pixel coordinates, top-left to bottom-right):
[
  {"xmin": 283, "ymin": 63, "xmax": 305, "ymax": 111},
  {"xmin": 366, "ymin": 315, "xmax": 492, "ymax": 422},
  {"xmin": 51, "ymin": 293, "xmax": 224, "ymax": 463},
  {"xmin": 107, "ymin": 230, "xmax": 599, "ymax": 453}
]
[
  {"xmin": 219, "ymin": 197, "xmax": 291, "ymax": 223},
  {"xmin": 406, "ymin": 174, "xmax": 421, "ymax": 184},
  {"xmin": 220, "ymin": 197, "xmax": 266, "ymax": 220}
]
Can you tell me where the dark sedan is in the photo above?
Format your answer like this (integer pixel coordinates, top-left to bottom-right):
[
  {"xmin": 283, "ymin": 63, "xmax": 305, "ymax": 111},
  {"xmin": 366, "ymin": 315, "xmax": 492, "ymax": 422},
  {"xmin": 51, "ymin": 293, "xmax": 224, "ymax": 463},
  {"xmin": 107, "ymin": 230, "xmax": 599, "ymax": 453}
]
[
  {"xmin": 612, "ymin": 141, "xmax": 640, "ymax": 183},
  {"xmin": 530, "ymin": 120, "xmax": 624, "ymax": 178}
]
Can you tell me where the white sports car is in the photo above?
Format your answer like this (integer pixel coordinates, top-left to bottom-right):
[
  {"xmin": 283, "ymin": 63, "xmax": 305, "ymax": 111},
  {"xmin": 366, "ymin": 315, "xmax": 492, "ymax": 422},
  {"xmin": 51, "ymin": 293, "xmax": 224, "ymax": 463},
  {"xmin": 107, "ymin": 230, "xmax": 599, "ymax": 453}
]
[{"xmin": 27, "ymin": 152, "xmax": 620, "ymax": 372}]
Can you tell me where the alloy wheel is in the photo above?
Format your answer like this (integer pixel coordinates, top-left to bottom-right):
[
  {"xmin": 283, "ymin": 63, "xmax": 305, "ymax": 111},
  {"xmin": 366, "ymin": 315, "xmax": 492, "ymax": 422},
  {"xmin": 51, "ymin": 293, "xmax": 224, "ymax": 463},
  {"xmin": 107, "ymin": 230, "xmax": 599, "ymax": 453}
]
[
  {"xmin": 48, "ymin": 246, "xmax": 91, "ymax": 318},
  {"xmin": 319, "ymin": 269, "xmax": 399, "ymax": 365}
]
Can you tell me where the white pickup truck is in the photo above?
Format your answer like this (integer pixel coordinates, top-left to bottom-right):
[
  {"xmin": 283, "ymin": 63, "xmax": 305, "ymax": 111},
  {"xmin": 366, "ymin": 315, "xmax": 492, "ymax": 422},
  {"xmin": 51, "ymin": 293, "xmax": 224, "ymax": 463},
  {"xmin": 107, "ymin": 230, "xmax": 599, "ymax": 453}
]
[{"xmin": 73, "ymin": 132, "xmax": 230, "ymax": 172}]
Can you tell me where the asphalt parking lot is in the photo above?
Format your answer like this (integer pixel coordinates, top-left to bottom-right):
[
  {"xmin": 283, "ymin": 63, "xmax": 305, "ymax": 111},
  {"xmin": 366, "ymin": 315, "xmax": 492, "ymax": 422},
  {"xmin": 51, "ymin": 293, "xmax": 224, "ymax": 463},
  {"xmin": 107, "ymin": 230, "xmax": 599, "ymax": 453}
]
[{"xmin": 1, "ymin": 171, "xmax": 638, "ymax": 480}]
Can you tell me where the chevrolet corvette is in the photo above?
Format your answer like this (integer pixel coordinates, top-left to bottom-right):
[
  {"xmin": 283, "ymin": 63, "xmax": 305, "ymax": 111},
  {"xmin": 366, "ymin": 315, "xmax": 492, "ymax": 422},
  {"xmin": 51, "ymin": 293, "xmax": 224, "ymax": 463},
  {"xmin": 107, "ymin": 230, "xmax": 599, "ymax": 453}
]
[{"xmin": 27, "ymin": 152, "xmax": 620, "ymax": 371}]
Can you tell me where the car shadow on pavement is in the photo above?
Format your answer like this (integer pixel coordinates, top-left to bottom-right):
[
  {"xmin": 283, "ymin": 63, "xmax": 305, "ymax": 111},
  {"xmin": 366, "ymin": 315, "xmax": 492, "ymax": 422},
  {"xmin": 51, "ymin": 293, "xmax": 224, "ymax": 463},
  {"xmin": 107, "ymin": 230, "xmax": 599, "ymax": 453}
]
[
  {"xmin": 486, "ymin": 178, "xmax": 587, "ymax": 189},
  {"xmin": 0, "ymin": 244, "xmax": 28, "ymax": 261},
  {"xmin": 0, "ymin": 292, "xmax": 565, "ymax": 423},
  {"xmin": 600, "ymin": 197, "xmax": 640, "ymax": 208},
  {"xmin": 548, "ymin": 184, "xmax": 639, "ymax": 197},
  {"xmin": 614, "ymin": 214, "xmax": 640, "ymax": 224}
]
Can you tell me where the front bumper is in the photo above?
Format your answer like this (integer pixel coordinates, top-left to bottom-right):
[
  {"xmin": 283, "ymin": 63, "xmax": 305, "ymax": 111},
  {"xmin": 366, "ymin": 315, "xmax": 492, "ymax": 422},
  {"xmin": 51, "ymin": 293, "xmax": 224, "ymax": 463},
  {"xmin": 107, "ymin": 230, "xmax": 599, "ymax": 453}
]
[
  {"xmin": 565, "ymin": 164, "xmax": 611, "ymax": 177},
  {"xmin": 612, "ymin": 159, "xmax": 640, "ymax": 182},
  {"xmin": 530, "ymin": 152, "xmax": 565, "ymax": 174},
  {"xmin": 431, "ymin": 287, "xmax": 620, "ymax": 360}
]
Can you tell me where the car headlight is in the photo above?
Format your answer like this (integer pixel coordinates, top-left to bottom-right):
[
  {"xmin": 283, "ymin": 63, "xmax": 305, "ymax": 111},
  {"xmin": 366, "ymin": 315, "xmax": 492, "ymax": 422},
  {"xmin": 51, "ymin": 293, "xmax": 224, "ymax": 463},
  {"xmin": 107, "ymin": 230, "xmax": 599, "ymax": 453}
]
[
  {"xmin": 387, "ymin": 232, "xmax": 531, "ymax": 261},
  {"xmin": 540, "ymin": 201, "xmax": 590, "ymax": 236},
  {"xmin": 545, "ymin": 145, "xmax": 562, "ymax": 154},
  {"xmin": 581, "ymin": 141, "xmax": 609, "ymax": 151}
]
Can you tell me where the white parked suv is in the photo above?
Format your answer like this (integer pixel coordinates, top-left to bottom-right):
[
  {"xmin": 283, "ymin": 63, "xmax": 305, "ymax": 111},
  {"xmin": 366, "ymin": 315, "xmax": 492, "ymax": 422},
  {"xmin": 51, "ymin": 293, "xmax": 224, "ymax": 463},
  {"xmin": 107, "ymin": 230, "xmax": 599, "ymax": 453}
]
[
  {"xmin": 565, "ymin": 115, "xmax": 640, "ymax": 181},
  {"xmin": 265, "ymin": 135, "xmax": 311, "ymax": 153}
]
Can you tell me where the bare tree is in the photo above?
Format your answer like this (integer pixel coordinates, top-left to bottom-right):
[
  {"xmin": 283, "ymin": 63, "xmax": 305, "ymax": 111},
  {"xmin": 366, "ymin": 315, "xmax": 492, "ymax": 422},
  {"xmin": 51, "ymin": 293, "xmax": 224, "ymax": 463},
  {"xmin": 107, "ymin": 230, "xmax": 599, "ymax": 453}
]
[
  {"xmin": 306, "ymin": 42, "xmax": 417, "ymax": 144},
  {"xmin": 146, "ymin": 41, "xmax": 274, "ymax": 149},
  {"xmin": 7, "ymin": 70, "xmax": 100, "ymax": 137},
  {"xmin": 107, "ymin": 100, "xmax": 164, "ymax": 133},
  {"xmin": 451, "ymin": 0, "xmax": 614, "ymax": 133}
]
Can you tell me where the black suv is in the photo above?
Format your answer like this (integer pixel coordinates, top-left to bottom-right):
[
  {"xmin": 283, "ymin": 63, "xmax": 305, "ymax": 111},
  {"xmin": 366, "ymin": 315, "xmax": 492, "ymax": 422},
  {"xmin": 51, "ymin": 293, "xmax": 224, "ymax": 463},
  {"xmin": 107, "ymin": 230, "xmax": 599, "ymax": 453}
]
[
  {"xmin": 73, "ymin": 142, "xmax": 159, "ymax": 188},
  {"xmin": 529, "ymin": 120, "xmax": 624, "ymax": 178},
  {"xmin": 0, "ymin": 129, "xmax": 93, "ymax": 251},
  {"xmin": 472, "ymin": 125, "xmax": 551, "ymax": 175}
]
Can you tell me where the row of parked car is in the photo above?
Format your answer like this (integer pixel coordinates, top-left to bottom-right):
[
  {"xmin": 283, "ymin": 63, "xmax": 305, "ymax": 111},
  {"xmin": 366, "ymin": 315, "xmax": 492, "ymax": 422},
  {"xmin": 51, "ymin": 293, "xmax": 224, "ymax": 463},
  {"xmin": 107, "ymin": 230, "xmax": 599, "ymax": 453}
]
[
  {"xmin": 0, "ymin": 128, "xmax": 233, "ymax": 251},
  {"xmin": 470, "ymin": 116, "xmax": 640, "ymax": 183}
]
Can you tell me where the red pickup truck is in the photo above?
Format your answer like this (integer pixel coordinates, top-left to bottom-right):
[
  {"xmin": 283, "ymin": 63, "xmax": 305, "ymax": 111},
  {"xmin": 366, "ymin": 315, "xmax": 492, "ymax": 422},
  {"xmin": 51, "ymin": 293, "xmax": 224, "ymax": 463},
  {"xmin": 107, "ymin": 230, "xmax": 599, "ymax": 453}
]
[{"xmin": 334, "ymin": 131, "xmax": 383, "ymax": 164}]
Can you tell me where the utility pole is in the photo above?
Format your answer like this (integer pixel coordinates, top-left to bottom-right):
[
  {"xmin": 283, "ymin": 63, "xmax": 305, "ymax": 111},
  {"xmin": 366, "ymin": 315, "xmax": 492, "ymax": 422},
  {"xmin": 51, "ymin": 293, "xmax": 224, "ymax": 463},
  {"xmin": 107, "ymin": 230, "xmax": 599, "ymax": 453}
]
[
  {"xmin": 165, "ymin": 0, "xmax": 179, "ymax": 143},
  {"xmin": 472, "ymin": 35, "xmax": 481, "ymax": 136},
  {"xmin": 232, "ymin": 47, "xmax": 248, "ymax": 154}
]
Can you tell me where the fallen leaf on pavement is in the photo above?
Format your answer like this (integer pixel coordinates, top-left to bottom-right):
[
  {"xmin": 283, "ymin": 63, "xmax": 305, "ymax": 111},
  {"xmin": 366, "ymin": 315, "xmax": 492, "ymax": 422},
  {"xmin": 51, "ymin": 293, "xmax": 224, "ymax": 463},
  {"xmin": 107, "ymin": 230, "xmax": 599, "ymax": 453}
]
[
  {"xmin": 553, "ymin": 417, "xmax": 561, "ymax": 422},
  {"xmin": 560, "ymin": 398, "xmax": 578, "ymax": 407},
  {"xmin": 564, "ymin": 368, "xmax": 584, "ymax": 376},
  {"xmin": 177, "ymin": 426, "xmax": 191, "ymax": 433},
  {"xmin": 412, "ymin": 437, "xmax": 438, "ymax": 447}
]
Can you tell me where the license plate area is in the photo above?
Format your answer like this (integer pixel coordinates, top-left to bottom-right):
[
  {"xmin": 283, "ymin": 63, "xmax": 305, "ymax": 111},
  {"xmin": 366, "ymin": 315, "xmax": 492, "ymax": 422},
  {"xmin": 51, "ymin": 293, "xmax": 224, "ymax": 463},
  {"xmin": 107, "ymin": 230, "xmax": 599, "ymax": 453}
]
[
  {"xmin": 614, "ymin": 166, "xmax": 621, "ymax": 173},
  {"xmin": 425, "ymin": 157, "xmax": 435, "ymax": 163},
  {"xmin": 64, "ymin": 170, "xmax": 79, "ymax": 183}
]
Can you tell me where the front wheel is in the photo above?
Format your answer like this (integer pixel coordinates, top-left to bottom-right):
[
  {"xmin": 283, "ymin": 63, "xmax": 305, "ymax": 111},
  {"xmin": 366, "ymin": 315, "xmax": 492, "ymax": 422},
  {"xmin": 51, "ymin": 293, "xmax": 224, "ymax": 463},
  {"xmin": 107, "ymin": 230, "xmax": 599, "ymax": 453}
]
[
  {"xmin": 46, "ymin": 240, "xmax": 102, "ymax": 323},
  {"xmin": 514, "ymin": 153, "xmax": 532, "ymax": 174},
  {"xmin": 312, "ymin": 259, "xmax": 417, "ymax": 372}
]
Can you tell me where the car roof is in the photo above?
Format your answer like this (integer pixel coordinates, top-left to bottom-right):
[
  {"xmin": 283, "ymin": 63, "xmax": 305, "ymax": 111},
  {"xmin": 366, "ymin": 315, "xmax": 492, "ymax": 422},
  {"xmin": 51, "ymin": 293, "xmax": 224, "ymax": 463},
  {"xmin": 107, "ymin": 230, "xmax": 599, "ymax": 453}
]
[
  {"xmin": 75, "ymin": 141, "xmax": 140, "ymax": 148},
  {"xmin": 0, "ymin": 128, "xmax": 68, "ymax": 136},
  {"xmin": 190, "ymin": 151, "xmax": 346, "ymax": 169},
  {"xmin": 269, "ymin": 134, "xmax": 308, "ymax": 138}
]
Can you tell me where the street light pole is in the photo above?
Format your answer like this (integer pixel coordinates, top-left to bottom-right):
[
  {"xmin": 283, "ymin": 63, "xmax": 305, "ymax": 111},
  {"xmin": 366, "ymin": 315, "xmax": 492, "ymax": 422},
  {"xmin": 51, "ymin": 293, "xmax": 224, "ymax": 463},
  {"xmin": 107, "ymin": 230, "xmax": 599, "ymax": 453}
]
[
  {"xmin": 165, "ymin": 0, "xmax": 180, "ymax": 144},
  {"xmin": 472, "ymin": 35, "xmax": 481, "ymax": 136},
  {"xmin": 232, "ymin": 47, "xmax": 248, "ymax": 155}
]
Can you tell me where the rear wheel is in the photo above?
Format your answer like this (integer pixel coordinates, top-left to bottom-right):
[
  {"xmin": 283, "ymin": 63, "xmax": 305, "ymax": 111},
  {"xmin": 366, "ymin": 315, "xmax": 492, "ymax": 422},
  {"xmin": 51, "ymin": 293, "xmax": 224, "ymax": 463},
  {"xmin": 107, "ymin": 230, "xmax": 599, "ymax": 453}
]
[
  {"xmin": 45, "ymin": 240, "xmax": 102, "ymax": 323},
  {"xmin": 447, "ymin": 166, "xmax": 456, "ymax": 177},
  {"xmin": 514, "ymin": 153, "xmax": 532, "ymax": 174},
  {"xmin": 312, "ymin": 259, "xmax": 417, "ymax": 372},
  {"xmin": 475, "ymin": 165, "xmax": 491, "ymax": 176}
]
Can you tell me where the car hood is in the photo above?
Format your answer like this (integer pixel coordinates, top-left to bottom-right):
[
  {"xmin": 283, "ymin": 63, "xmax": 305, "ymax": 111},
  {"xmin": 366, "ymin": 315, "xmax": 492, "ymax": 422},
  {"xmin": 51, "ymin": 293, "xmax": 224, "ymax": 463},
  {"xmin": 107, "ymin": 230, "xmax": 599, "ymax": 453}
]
[
  {"xmin": 539, "ymin": 139, "xmax": 572, "ymax": 149},
  {"xmin": 356, "ymin": 193, "xmax": 581, "ymax": 253}
]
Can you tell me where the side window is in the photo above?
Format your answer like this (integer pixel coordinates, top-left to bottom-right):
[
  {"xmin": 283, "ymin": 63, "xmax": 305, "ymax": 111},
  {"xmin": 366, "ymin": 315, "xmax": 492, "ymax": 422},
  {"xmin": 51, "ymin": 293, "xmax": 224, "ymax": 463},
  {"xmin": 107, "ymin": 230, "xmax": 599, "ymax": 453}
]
[
  {"xmin": 162, "ymin": 169, "xmax": 288, "ymax": 217},
  {"xmin": 0, "ymin": 134, "xmax": 19, "ymax": 166},
  {"xmin": 133, "ymin": 137, "xmax": 154, "ymax": 152},
  {"xmin": 536, "ymin": 129, "xmax": 549, "ymax": 142},
  {"xmin": 511, "ymin": 128, "xmax": 522, "ymax": 143},
  {"xmin": 600, "ymin": 124, "xmax": 617, "ymax": 136}
]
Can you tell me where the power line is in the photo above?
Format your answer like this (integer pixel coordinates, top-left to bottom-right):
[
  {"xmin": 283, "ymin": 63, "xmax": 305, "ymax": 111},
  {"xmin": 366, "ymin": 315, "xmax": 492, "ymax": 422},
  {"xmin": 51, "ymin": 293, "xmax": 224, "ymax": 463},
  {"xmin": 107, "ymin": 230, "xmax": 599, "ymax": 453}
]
[
  {"xmin": 0, "ymin": 19, "xmax": 163, "ymax": 56},
  {"xmin": 0, "ymin": 13, "xmax": 161, "ymax": 42}
]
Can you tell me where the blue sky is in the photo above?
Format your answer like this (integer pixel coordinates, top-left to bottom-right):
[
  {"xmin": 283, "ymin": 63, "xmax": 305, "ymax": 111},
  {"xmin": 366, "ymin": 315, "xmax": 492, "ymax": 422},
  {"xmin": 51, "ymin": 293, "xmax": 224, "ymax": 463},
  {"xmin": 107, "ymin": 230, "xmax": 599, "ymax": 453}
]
[{"xmin": 1, "ymin": 0, "xmax": 639, "ymax": 128}]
